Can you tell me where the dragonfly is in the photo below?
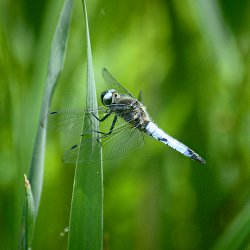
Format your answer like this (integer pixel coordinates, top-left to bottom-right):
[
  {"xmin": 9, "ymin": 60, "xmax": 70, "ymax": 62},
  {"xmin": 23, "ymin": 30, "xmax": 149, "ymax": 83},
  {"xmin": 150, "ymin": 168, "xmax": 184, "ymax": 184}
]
[{"xmin": 47, "ymin": 68, "xmax": 206, "ymax": 164}]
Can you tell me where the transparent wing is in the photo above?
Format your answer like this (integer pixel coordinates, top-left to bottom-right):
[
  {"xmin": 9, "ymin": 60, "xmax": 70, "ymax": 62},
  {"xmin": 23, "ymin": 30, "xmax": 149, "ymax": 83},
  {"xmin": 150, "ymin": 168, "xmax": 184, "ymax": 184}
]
[
  {"xmin": 47, "ymin": 110, "xmax": 86, "ymax": 134},
  {"xmin": 62, "ymin": 136, "xmax": 102, "ymax": 163},
  {"xmin": 101, "ymin": 121, "xmax": 144, "ymax": 160},
  {"xmin": 102, "ymin": 68, "xmax": 134, "ymax": 98},
  {"xmin": 47, "ymin": 105, "xmax": 126, "ymax": 134},
  {"xmin": 63, "ymin": 117, "xmax": 144, "ymax": 163},
  {"xmin": 137, "ymin": 90, "xmax": 143, "ymax": 103}
]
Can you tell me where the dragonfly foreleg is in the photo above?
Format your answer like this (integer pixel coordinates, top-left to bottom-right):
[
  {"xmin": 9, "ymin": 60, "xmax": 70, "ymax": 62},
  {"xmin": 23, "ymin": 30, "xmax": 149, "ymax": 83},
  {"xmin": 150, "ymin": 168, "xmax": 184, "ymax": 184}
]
[{"xmin": 91, "ymin": 111, "xmax": 112, "ymax": 122}]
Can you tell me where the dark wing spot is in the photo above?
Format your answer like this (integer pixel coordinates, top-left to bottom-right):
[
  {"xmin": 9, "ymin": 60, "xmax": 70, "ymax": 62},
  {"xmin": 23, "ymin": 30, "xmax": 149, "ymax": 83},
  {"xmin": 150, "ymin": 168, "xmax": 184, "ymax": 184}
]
[
  {"xmin": 50, "ymin": 111, "xmax": 58, "ymax": 115},
  {"xmin": 70, "ymin": 144, "xmax": 78, "ymax": 150}
]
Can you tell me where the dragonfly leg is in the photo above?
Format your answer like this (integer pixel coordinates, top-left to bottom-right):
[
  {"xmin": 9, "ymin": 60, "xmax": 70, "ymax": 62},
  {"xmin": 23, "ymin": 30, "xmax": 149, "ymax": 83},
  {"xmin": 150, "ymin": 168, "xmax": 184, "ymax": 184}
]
[
  {"xmin": 80, "ymin": 111, "xmax": 113, "ymax": 136},
  {"xmin": 81, "ymin": 114, "xmax": 118, "ymax": 138},
  {"xmin": 105, "ymin": 114, "xmax": 118, "ymax": 135},
  {"xmin": 91, "ymin": 111, "xmax": 112, "ymax": 122},
  {"xmin": 92, "ymin": 114, "xmax": 118, "ymax": 136}
]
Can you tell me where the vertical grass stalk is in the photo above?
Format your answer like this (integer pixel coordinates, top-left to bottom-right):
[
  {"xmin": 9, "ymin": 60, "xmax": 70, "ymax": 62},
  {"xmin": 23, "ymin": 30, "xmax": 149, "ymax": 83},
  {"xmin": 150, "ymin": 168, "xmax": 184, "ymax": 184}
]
[
  {"xmin": 67, "ymin": 0, "xmax": 103, "ymax": 249},
  {"xmin": 18, "ymin": 0, "xmax": 73, "ymax": 248},
  {"xmin": 24, "ymin": 175, "xmax": 35, "ymax": 250}
]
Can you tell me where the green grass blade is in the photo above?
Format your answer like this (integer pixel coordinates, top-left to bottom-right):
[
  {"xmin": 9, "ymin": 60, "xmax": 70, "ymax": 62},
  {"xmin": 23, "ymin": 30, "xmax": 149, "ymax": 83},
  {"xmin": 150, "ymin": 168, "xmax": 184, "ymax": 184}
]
[
  {"xmin": 67, "ymin": 0, "xmax": 103, "ymax": 249},
  {"xmin": 30, "ymin": 0, "xmax": 73, "ymax": 218},
  {"xmin": 24, "ymin": 175, "xmax": 35, "ymax": 250},
  {"xmin": 18, "ymin": 0, "xmax": 73, "ymax": 248},
  {"xmin": 213, "ymin": 202, "xmax": 250, "ymax": 250}
]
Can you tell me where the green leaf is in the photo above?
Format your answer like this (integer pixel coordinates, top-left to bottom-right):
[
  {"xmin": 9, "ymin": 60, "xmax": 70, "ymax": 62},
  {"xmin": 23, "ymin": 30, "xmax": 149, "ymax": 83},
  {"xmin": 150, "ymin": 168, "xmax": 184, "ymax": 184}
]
[
  {"xmin": 213, "ymin": 202, "xmax": 250, "ymax": 250},
  {"xmin": 67, "ymin": 0, "xmax": 103, "ymax": 249},
  {"xmin": 18, "ymin": 0, "xmax": 73, "ymax": 248}
]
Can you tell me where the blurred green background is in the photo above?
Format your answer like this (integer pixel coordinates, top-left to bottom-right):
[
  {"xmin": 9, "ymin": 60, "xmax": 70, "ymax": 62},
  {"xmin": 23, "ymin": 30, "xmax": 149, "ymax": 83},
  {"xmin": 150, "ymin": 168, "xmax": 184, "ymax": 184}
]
[{"xmin": 1, "ymin": 0, "xmax": 250, "ymax": 249}]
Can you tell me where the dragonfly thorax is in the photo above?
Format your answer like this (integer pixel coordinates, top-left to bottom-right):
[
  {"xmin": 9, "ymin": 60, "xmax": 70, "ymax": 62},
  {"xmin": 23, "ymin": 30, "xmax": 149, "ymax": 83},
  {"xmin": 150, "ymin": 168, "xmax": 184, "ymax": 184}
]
[{"xmin": 101, "ymin": 89, "xmax": 119, "ymax": 106}]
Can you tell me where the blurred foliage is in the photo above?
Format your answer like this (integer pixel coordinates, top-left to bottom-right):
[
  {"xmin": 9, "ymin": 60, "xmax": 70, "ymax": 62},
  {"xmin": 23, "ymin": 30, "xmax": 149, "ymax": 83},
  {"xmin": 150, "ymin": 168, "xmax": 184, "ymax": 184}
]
[{"xmin": 1, "ymin": 0, "xmax": 250, "ymax": 249}]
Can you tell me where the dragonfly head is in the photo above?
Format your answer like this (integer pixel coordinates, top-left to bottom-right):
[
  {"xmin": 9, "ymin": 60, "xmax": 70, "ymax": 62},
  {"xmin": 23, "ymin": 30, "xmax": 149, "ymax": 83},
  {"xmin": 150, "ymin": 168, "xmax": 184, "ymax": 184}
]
[{"xmin": 101, "ymin": 89, "xmax": 117, "ymax": 106}]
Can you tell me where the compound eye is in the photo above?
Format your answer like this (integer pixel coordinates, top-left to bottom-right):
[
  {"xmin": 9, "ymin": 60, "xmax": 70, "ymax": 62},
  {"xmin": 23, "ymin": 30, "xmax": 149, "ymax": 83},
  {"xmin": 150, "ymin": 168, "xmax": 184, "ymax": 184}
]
[
  {"xmin": 101, "ymin": 90, "xmax": 113, "ymax": 106},
  {"xmin": 104, "ymin": 96, "xmax": 112, "ymax": 105}
]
